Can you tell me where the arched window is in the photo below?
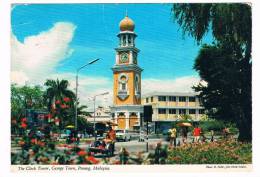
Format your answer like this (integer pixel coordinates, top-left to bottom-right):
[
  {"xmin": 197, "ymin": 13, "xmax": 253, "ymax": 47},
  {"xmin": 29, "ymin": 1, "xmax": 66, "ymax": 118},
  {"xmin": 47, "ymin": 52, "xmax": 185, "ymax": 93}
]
[
  {"xmin": 123, "ymin": 36, "xmax": 126, "ymax": 46},
  {"xmin": 128, "ymin": 35, "xmax": 132, "ymax": 45},
  {"xmin": 118, "ymin": 73, "xmax": 128, "ymax": 91}
]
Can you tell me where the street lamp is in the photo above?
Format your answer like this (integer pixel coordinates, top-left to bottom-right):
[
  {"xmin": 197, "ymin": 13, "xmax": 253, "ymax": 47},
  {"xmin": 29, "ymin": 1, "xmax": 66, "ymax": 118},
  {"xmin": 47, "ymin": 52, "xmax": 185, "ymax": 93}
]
[
  {"xmin": 92, "ymin": 92, "xmax": 109, "ymax": 140},
  {"xmin": 75, "ymin": 58, "xmax": 100, "ymax": 132}
]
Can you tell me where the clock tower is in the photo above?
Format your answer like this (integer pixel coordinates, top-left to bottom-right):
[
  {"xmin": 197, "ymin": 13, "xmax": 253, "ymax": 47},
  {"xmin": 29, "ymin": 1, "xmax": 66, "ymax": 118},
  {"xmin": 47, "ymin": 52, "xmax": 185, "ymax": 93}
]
[{"xmin": 111, "ymin": 15, "xmax": 143, "ymax": 130}]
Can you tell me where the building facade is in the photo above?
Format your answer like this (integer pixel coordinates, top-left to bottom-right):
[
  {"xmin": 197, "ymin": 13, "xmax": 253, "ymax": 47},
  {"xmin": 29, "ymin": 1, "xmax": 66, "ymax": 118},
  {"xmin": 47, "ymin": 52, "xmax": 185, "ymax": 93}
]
[
  {"xmin": 142, "ymin": 92, "xmax": 206, "ymax": 132},
  {"xmin": 85, "ymin": 106, "xmax": 111, "ymax": 123},
  {"xmin": 111, "ymin": 15, "xmax": 143, "ymax": 130}
]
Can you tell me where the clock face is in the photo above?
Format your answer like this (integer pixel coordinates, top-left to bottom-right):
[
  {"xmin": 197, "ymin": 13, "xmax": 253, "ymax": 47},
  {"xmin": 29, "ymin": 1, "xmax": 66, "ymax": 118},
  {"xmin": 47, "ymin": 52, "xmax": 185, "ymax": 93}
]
[{"xmin": 120, "ymin": 53, "xmax": 128, "ymax": 63}]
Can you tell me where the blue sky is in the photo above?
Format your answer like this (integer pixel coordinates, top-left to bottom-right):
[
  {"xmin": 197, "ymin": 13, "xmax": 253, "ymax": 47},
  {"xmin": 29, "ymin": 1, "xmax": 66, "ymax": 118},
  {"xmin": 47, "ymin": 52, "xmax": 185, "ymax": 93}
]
[{"xmin": 11, "ymin": 3, "xmax": 213, "ymax": 107}]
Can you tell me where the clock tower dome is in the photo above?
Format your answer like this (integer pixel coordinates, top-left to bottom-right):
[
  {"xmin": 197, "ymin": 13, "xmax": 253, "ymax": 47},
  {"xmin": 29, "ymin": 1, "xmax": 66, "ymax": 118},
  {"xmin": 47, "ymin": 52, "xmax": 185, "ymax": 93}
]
[{"xmin": 111, "ymin": 15, "xmax": 143, "ymax": 130}]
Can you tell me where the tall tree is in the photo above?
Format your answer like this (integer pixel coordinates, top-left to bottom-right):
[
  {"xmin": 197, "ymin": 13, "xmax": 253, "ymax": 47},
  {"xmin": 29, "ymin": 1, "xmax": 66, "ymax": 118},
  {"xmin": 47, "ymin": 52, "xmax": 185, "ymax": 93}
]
[
  {"xmin": 44, "ymin": 79, "xmax": 75, "ymax": 110},
  {"xmin": 172, "ymin": 3, "xmax": 252, "ymax": 141},
  {"xmin": 44, "ymin": 79, "xmax": 76, "ymax": 129}
]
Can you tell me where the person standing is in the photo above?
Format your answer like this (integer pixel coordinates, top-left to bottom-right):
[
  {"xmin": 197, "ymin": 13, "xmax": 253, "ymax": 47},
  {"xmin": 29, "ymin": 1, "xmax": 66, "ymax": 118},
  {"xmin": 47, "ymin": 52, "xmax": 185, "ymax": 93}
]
[
  {"xmin": 210, "ymin": 130, "xmax": 214, "ymax": 142},
  {"xmin": 193, "ymin": 125, "xmax": 201, "ymax": 143},
  {"xmin": 223, "ymin": 127, "xmax": 229, "ymax": 140},
  {"xmin": 182, "ymin": 127, "xmax": 188, "ymax": 144},
  {"xmin": 107, "ymin": 126, "xmax": 116, "ymax": 155},
  {"xmin": 168, "ymin": 127, "xmax": 177, "ymax": 147}
]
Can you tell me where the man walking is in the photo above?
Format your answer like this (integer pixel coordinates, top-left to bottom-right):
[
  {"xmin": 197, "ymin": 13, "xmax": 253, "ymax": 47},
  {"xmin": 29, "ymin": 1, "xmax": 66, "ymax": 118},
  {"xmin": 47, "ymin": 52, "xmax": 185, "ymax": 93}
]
[{"xmin": 168, "ymin": 127, "xmax": 177, "ymax": 147}]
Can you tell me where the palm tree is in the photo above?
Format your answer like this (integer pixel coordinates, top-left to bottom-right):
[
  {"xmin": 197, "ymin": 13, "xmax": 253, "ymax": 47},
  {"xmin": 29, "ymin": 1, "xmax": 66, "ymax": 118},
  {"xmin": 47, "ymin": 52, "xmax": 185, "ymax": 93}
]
[
  {"xmin": 44, "ymin": 79, "xmax": 75, "ymax": 130},
  {"xmin": 44, "ymin": 79, "xmax": 75, "ymax": 111}
]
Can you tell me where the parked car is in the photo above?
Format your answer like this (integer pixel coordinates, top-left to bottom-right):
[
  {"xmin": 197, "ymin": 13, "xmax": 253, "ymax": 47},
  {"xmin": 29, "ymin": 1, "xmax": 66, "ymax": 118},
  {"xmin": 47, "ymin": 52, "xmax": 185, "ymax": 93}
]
[{"xmin": 116, "ymin": 129, "xmax": 138, "ymax": 142}]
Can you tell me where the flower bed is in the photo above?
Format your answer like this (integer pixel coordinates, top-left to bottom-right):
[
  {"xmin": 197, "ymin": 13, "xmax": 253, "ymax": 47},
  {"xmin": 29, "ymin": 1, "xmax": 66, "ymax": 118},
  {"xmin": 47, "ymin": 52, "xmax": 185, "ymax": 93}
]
[{"xmin": 166, "ymin": 140, "xmax": 252, "ymax": 164}]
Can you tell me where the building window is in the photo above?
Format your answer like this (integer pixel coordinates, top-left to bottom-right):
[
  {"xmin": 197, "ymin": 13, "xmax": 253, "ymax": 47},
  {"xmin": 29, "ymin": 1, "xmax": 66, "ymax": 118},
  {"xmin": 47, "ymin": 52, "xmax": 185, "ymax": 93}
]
[
  {"xmin": 179, "ymin": 96, "xmax": 186, "ymax": 102},
  {"xmin": 128, "ymin": 35, "xmax": 132, "ymax": 45},
  {"xmin": 151, "ymin": 96, "xmax": 153, "ymax": 102},
  {"xmin": 199, "ymin": 109, "xmax": 205, "ymax": 114},
  {"xmin": 169, "ymin": 109, "xmax": 176, "ymax": 114},
  {"xmin": 122, "ymin": 83, "xmax": 126, "ymax": 90},
  {"xmin": 169, "ymin": 96, "xmax": 176, "ymax": 102},
  {"xmin": 123, "ymin": 36, "xmax": 126, "ymax": 46},
  {"xmin": 158, "ymin": 96, "xmax": 166, "ymax": 101},
  {"xmin": 189, "ymin": 109, "xmax": 196, "ymax": 114},
  {"xmin": 158, "ymin": 109, "xmax": 166, "ymax": 114},
  {"xmin": 189, "ymin": 97, "xmax": 196, "ymax": 102},
  {"xmin": 146, "ymin": 98, "xmax": 149, "ymax": 103},
  {"xmin": 179, "ymin": 109, "xmax": 186, "ymax": 115}
]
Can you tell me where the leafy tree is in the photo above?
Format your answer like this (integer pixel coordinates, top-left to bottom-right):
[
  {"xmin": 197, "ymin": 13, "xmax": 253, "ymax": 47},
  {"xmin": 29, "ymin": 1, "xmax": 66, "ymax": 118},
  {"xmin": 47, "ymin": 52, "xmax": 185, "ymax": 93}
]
[
  {"xmin": 44, "ymin": 79, "xmax": 75, "ymax": 110},
  {"xmin": 172, "ymin": 3, "xmax": 252, "ymax": 141},
  {"xmin": 11, "ymin": 84, "xmax": 45, "ymax": 134}
]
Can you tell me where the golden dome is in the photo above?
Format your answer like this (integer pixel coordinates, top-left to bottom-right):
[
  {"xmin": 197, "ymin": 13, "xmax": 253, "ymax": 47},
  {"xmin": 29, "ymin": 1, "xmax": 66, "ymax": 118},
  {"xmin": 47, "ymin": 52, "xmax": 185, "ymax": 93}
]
[{"xmin": 119, "ymin": 16, "xmax": 135, "ymax": 31}]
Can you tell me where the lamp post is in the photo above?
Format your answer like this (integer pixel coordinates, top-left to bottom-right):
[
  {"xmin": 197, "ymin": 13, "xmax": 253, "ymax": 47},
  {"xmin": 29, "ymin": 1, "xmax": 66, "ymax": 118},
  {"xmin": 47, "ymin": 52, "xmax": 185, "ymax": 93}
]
[
  {"xmin": 75, "ymin": 58, "xmax": 100, "ymax": 132},
  {"xmin": 92, "ymin": 92, "xmax": 109, "ymax": 140}
]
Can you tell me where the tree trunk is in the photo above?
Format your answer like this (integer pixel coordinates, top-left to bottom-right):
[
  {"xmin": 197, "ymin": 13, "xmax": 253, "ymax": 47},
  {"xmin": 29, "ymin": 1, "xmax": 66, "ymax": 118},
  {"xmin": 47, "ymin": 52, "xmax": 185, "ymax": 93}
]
[{"xmin": 237, "ymin": 110, "xmax": 252, "ymax": 142}]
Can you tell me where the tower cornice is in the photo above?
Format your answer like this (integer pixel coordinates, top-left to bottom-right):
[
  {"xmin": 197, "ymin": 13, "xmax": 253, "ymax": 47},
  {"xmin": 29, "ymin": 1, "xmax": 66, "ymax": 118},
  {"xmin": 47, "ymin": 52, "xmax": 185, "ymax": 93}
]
[
  {"xmin": 111, "ymin": 64, "xmax": 143, "ymax": 73},
  {"xmin": 115, "ymin": 46, "xmax": 140, "ymax": 53}
]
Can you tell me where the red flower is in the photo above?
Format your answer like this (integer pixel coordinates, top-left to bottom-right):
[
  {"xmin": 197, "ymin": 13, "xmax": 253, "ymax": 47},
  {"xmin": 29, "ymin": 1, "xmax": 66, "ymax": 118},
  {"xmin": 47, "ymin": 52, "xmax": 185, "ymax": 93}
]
[
  {"xmin": 38, "ymin": 141, "xmax": 45, "ymax": 147},
  {"xmin": 61, "ymin": 104, "xmax": 67, "ymax": 109},
  {"xmin": 21, "ymin": 122, "xmax": 27, "ymax": 129},
  {"xmin": 55, "ymin": 100, "xmax": 61, "ymax": 104},
  {"xmin": 63, "ymin": 97, "xmax": 70, "ymax": 102},
  {"xmin": 85, "ymin": 156, "xmax": 99, "ymax": 164},
  {"xmin": 77, "ymin": 150, "xmax": 87, "ymax": 156},
  {"xmin": 55, "ymin": 118, "xmax": 60, "ymax": 123},
  {"xmin": 21, "ymin": 117, "xmax": 27, "ymax": 122},
  {"xmin": 47, "ymin": 114, "xmax": 52, "ymax": 119},
  {"xmin": 31, "ymin": 138, "xmax": 37, "ymax": 144},
  {"xmin": 65, "ymin": 151, "xmax": 71, "ymax": 155}
]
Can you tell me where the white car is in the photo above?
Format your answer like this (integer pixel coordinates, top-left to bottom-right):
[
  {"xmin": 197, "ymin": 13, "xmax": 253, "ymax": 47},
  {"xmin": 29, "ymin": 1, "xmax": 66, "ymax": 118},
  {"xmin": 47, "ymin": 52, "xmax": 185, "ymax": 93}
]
[{"xmin": 115, "ymin": 129, "xmax": 138, "ymax": 142}]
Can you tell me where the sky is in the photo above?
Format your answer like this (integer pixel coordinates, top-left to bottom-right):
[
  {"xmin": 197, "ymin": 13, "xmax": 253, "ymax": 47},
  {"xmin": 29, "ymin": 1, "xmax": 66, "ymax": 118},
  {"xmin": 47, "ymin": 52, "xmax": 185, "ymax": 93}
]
[{"xmin": 11, "ymin": 3, "xmax": 213, "ymax": 109}]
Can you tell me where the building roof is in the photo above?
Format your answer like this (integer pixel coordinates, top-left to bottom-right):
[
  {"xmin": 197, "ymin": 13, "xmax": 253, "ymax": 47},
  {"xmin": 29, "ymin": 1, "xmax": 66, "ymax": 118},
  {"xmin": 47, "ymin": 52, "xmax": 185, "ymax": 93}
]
[
  {"xmin": 119, "ymin": 15, "xmax": 135, "ymax": 31},
  {"xmin": 142, "ymin": 91, "xmax": 200, "ymax": 98}
]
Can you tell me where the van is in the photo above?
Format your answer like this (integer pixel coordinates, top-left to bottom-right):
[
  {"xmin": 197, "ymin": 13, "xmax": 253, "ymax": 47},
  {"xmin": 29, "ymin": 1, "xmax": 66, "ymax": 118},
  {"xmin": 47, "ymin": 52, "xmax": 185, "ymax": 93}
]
[{"xmin": 115, "ymin": 129, "xmax": 138, "ymax": 142}]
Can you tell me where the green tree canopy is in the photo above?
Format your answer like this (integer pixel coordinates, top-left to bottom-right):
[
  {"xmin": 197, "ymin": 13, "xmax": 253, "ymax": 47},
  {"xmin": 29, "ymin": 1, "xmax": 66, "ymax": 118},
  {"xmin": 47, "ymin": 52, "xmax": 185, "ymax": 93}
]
[
  {"xmin": 172, "ymin": 3, "xmax": 252, "ymax": 141},
  {"xmin": 44, "ymin": 79, "xmax": 75, "ymax": 111}
]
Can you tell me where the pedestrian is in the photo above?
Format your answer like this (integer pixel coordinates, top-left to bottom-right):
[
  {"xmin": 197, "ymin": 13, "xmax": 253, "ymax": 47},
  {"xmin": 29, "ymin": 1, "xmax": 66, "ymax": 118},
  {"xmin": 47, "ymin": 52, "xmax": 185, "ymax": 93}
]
[
  {"xmin": 119, "ymin": 147, "xmax": 129, "ymax": 164},
  {"xmin": 193, "ymin": 125, "xmax": 201, "ymax": 143},
  {"xmin": 154, "ymin": 142, "xmax": 167, "ymax": 164},
  {"xmin": 107, "ymin": 126, "xmax": 116, "ymax": 155},
  {"xmin": 200, "ymin": 128, "xmax": 207, "ymax": 143},
  {"xmin": 76, "ymin": 133, "xmax": 80, "ymax": 145},
  {"xmin": 223, "ymin": 127, "xmax": 229, "ymax": 140},
  {"xmin": 182, "ymin": 127, "xmax": 188, "ymax": 144},
  {"xmin": 210, "ymin": 130, "xmax": 214, "ymax": 142},
  {"xmin": 168, "ymin": 127, "xmax": 177, "ymax": 147}
]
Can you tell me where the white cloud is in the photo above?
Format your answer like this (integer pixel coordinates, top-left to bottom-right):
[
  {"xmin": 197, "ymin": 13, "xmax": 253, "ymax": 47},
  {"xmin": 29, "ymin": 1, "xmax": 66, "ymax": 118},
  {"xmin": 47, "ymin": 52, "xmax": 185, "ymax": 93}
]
[
  {"xmin": 11, "ymin": 22, "xmax": 202, "ymax": 110},
  {"xmin": 142, "ymin": 76, "xmax": 201, "ymax": 95},
  {"xmin": 11, "ymin": 22, "xmax": 76, "ymax": 85},
  {"xmin": 11, "ymin": 22, "xmax": 112, "ymax": 110},
  {"xmin": 48, "ymin": 72, "xmax": 113, "ymax": 110}
]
